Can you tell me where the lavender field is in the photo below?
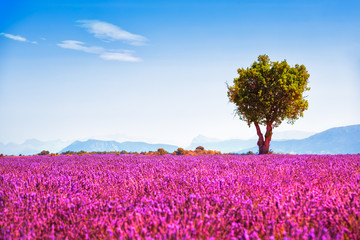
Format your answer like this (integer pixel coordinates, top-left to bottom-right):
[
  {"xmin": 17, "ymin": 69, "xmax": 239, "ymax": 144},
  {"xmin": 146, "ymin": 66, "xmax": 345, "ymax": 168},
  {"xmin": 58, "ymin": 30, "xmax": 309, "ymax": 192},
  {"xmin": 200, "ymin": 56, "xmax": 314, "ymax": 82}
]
[{"xmin": 1, "ymin": 154, "xmax": 360, "ymax": 239}]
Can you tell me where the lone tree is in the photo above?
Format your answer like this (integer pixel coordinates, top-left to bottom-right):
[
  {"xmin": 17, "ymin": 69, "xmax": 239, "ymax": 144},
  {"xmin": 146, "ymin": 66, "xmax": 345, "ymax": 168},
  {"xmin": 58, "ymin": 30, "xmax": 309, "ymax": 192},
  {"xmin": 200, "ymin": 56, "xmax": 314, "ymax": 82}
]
[{"xmin": 227, "ymin": 55, "xmax": 310, "ymax": 154}]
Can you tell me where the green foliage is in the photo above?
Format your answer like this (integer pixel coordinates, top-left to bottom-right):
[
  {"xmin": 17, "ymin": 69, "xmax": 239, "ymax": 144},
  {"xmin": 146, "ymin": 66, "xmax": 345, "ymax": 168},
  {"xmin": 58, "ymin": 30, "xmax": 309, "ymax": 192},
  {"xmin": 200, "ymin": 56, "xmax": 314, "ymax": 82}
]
[
  {"xmin": 227, "ymin": 55, "xmax": 310, "ymax": 127},
  {"xmin": 61, "ymin": 151, "xmax": 77, "ymax": 155},
  {"xmin": 77, "ymin": 150, "xmax": 87, "ymax": 156}
]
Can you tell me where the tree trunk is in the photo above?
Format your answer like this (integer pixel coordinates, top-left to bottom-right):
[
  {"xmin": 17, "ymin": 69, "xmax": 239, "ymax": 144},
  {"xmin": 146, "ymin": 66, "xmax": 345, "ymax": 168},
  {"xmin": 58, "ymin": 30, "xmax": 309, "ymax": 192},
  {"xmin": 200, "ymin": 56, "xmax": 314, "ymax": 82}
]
[{"xmin": 254, "ymin": 122, "xmax": 273, "ymax": 154}]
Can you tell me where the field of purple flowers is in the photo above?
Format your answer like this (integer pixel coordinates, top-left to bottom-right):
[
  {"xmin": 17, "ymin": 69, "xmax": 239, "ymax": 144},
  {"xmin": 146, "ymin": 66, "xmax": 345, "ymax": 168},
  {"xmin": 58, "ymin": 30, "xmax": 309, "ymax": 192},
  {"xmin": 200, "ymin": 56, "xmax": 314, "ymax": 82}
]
[{"xmin": 1, "ymin": 154, "xmax": 360, "ymax": 239}]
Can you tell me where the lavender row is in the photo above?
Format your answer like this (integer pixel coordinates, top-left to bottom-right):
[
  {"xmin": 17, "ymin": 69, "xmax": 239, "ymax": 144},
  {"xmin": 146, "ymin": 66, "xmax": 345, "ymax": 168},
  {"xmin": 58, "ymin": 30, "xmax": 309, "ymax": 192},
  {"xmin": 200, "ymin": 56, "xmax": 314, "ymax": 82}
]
[{"xmin": 1, "ymin": 154, "xmax": 359, "ymax": 239}]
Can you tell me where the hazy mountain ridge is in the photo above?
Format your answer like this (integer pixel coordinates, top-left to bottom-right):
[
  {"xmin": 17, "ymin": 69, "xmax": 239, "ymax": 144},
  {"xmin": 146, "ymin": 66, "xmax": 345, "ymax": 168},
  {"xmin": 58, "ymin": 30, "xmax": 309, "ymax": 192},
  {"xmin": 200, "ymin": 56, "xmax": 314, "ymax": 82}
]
[
  {"xmin": 0, "ymin": 139, "xmax": 71, "ymax": 155},
  {"xmin": 270, "ymin": 130, "xmax": 315, "ymax": 140},
  {"xmin": 1, "ymin": 125, "xmax": 358, "ymax": 155},
  {"xmin": 60, "ymin": 139, "xmax": 179, "ymax": 153},
  {"xmin": 188, "ymin": 130, "xmax": 315, "ymax": 153},
  {"xmin": 188, "ymin": 125, "xmax": 360, "ymax": 154},
  {"xmin": 187, "ymin": 137, "xmax": 255, "ymax": 153},
  {"xmin": 238, "ymin": 125, "xmax": 360, "ymax": 154}
]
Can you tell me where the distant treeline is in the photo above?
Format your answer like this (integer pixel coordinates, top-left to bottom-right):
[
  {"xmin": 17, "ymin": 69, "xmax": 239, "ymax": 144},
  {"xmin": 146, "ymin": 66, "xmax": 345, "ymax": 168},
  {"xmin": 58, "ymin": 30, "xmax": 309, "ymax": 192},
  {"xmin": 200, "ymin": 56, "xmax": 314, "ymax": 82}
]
[
  {"xmin": 57, "ymin": 147, "xmax": 222, "ymax": 156},
  {"xmin": 28, "ymin": 147, "xmax": 223, "ymax": 156},
  {"xmin": 0, "ymin": 147, "xmax": 260, "ymax": 157}
]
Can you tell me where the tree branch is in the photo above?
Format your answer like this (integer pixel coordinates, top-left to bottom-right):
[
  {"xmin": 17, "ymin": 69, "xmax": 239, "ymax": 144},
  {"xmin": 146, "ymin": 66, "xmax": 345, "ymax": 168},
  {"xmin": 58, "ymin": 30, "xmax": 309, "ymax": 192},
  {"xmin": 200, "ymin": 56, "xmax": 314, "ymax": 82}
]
[
  {"xmin": 254, "ymin": 122, "xmax": 264, "ymax": 146},
  {"xmin": 265, "ymin": 122, "xmax": 273, "ymax": 141}
]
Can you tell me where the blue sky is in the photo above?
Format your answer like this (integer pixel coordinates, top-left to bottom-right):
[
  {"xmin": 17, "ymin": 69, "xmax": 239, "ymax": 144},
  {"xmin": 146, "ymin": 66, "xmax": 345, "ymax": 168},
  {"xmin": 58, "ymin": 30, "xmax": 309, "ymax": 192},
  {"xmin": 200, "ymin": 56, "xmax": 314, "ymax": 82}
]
[{"xmin": 1, "ymin": 0, "xmax": 359, "ymax": 146}]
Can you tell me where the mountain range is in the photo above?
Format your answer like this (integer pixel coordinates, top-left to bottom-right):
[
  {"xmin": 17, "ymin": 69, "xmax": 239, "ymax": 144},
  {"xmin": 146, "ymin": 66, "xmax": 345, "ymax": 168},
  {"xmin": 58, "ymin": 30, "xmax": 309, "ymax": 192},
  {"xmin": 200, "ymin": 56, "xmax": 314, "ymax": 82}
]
[
  {"xmin": 188, "ymin": 125, "xmax": 359, "ymax": 154},
  {"xmin": 60, "ymin": 139, "xmax": 178, "ymax": 153},
  {"xmin": 241, "ymin": 124, "xmax": 360, "ymax": 154},
  {"xmin": 1, "ymin": 124, "xmax": 359, "ymax": 155},
  {"xmin": 187, "ymin": 135, "xmax": 255, "ymax": 153},
  {"xmin": 0, "ymin": 139, "xmax": 71, "ymax": 156}
]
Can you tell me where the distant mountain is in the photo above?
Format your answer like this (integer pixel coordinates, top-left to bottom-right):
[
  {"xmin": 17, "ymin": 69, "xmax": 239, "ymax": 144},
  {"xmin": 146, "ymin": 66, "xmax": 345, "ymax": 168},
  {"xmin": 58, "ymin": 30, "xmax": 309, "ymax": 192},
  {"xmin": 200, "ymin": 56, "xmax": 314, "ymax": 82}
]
[
  {"xmin": 2, "ymin": 125, "xmax": 358, "ymax": 155},
  {"xmin": 188, "ymin": 136, "xmax": 255, "ymax": 153},
  {"xmin": 271, "ymin": 130, "xmax": 315, "ymax": 140},
  {"xmin": 0, "ymin": 139, "xmax": 71, "ymax": 155},
  {"xmin": 239, "ymin": 124, "xmax": 360, "ymax": 154},
  {"xmin": 188, "ymin": 130, "xmax": 316, "ymax": 153},
  {"xmin": 60, "ymin": 139, "xmax": 179, "ymax": 153},
  {"xmin": 190, "ymin": 135, "xmax": 222, "ymax": 145}
]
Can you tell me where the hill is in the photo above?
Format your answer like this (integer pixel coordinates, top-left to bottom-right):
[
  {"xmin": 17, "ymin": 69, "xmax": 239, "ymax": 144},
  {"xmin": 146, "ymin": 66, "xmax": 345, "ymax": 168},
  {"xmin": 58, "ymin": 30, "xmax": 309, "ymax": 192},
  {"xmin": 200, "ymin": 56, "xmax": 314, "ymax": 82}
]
[
  {"xmin": 1, "ymin": 125, "xmax": 358, "ymax": 155},
  {"xmin": 187, "ymin": 135, "xmax": 255, "ymax": 153},
  {"xmin": 60, "ymin": 139, "xmax": 179, "ymax": 153},
  {"xmin": 0, "ymin": 139, "xmax": 71, "ymax": 155},
  {"xmin": 239, "ymin": 124, "xmax": 360, "ymax": 154},
  {"xmin": 188, "ymin": 125, "xmax": 360, "ymax": 154}
]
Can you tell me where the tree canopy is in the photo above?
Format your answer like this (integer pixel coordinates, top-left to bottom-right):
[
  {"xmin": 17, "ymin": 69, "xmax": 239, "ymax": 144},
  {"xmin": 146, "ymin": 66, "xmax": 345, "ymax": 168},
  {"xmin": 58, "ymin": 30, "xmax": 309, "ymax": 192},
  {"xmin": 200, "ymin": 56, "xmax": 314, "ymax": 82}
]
[{"xmin": 227, "ymin": 55, "xmax": 310, "ymax": 154}]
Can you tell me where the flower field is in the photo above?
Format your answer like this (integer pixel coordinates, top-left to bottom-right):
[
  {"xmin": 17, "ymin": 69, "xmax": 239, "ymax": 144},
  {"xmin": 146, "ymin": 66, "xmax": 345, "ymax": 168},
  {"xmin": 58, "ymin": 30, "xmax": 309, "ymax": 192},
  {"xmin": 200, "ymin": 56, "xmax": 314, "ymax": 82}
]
[{"xmin": 1, "ymin": 154, "xmax": 360, "ymax": 239}]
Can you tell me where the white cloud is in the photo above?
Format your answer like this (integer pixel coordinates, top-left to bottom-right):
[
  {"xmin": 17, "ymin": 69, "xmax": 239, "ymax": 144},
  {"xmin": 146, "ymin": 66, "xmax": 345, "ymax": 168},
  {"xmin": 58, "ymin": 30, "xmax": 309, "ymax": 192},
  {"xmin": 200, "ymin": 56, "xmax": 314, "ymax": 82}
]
[
  {"xmin": 57, "ymin": 40, "xmax": 104, "ymax": 54},
  {"xmin": 100, "ymin": 52, "xmax": 141, "ymax": 62},
  {"xmin": 1, "ymin": 32, "xmax": 38, "ymax": 44},
  {"xmin": 57, "ymin": 40, "xmax": 142, "ymax": 62},
  {"xmin": 77, "ymin": 20, "xmax": 147, "ymax": 46},
  {"xmin": 1, "ymin": 32, "xmax": 27, "ymax": 42}
]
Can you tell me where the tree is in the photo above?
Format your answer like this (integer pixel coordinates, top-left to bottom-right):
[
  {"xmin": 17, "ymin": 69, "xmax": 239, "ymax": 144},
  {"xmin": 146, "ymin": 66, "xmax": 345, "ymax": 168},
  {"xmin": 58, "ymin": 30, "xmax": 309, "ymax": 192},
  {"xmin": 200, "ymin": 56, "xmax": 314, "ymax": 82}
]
[
  {"xmin": 227, "ymin": 55, "xmax": 310, "ymax": 154},
  {"xmin": 195, "ymin": 146, "xmax": 205, "ymax": 151},
  {"xmin": 157, "ymin": 148, "xmax": 168, "ymax": 155},
  {"xmin": 38, "ymin": 150, "xmax": 50, "ymax": 155},
  {"xmin": 174, "ymin": 148, "xmax": 186, "ymax": 155}
]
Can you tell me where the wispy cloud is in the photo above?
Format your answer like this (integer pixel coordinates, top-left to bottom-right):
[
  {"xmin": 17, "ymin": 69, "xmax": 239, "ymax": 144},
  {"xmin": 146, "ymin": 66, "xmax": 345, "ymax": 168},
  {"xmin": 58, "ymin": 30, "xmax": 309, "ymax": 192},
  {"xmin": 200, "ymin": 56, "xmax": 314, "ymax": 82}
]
[
  {"xmin": 57, "ymin": 40, "xmax": 104, "ymax": 54},
  {"xmin": 57, "ymin": 40, "xmax": 141, "ymax": 62},
  {"xmin": 0, "ymin": 32, "xmax": 37, "ymax": 44},
  {"xmin": 1, "ymin": 33, "xmax": 27, "ymax": 42},
  {"xmin": 77, "ymin": 20, "xmax": 147, "ymax": 46},
  {"xmin": 100, "ymin": 51, "xmax": 141, "ymax": 62},
  {"xmin": 57, "ymin": 20, "xmax": 146, "ymax": 62}
]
